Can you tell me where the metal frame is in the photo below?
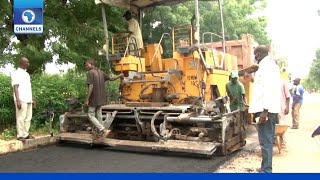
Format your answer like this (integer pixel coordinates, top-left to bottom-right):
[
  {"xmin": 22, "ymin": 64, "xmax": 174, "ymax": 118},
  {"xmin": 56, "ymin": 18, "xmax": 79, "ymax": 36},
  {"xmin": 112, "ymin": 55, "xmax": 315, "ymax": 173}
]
[{"xmin": 98, "ymin": 0, "xmax": 226, "ymax": 56}]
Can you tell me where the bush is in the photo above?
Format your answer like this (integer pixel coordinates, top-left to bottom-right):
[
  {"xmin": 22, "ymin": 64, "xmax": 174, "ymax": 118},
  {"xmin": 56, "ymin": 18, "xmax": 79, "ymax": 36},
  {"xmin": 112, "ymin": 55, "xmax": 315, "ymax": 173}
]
[
  {"xmin": 0, "ymin": 73, "xmax": 15, "ymax": 130},
  {"xmin": 0, "ymin": 127, "xmax": 16, "ymax": 140},
  {"xmin": 0, "ymin": 70, "xmax": 120, "ymax": 133},
  {"xmin": 31, "ymin": 71, "xmax": 87, "ymax": 129}
]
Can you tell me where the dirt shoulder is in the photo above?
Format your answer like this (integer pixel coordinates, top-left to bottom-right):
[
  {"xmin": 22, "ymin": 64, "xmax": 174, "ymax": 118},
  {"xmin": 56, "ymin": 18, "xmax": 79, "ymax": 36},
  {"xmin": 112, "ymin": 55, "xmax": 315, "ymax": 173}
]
[{"xmin": 216, "ymin": 93, "xmax": 320, "ymax": 173}]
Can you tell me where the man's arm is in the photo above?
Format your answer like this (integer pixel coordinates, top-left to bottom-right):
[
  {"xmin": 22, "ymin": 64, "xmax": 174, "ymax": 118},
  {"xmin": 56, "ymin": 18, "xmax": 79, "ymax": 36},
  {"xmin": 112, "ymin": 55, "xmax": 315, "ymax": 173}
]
[
  {"xmin": 86, "ymin": 71, "xmax": 94, "ymax": 106},
  {"xmin": 284, "ymin": 81, "xmax": 291, "ymax": 114},
  {"xmin": 13, "ymin": 85, "xmax": 22, "ymax": 109},
  {"xmin": 226, "ymin": 84, "xmax": 233, "ymax": 101},
  {"xmin": 226, "ymin": 84, "xmax": 230, "ymax": 97},
  {"xmin": 11, "ymin": 72, "xmax": 22, "ymax": 109},
  {"xmin": 108, "ymin": 73, "xmax": 124, "ymax": 81},
  {"xmin": 285, "ymin": 97, "xmax": 290, "ymax": 114},
  {"xmin": 242, "ymin": 94, "xmax": 248, "ymax": 106},
  {"xmin": 86, "ymin": 84, "xmax": 93, "ymax": 106},
  {"xmin": 240, "ymin": 83, "xmax": 248, "ymax": 106},
  {"xmin": 244, "ymin": 72, "xmax": 254, "ymax": 83}
]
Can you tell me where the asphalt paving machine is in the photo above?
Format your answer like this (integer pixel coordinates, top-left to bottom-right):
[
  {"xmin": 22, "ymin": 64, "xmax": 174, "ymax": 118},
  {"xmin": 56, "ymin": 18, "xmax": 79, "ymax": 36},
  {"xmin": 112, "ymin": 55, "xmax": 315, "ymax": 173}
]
[{"xmin": 59, "ymin": 0, "xmax": 247, "ymax": 157}]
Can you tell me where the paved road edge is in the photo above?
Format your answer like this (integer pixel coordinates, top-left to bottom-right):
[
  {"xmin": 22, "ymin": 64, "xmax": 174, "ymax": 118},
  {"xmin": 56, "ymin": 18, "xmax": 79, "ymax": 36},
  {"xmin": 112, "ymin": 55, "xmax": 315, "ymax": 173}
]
[{"xmin": 0, "ymin": 136, "xmax": 57, "ymax": 155}]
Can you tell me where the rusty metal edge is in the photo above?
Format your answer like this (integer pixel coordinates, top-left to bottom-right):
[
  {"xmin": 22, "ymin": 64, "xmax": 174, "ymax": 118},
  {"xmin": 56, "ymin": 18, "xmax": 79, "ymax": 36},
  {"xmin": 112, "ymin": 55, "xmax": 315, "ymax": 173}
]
[{"xmin": 59, "ymin": 133, "xmax": 217, "ymax": 156}]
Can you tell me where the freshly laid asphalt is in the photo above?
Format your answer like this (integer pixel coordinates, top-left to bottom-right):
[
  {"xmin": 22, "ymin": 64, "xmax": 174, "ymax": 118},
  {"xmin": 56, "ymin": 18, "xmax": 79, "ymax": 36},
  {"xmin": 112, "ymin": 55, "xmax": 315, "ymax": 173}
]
[
  {"xmin": 0, "ymin": 144, "xmax": 240, "ymax": 172},
  {"xmin": 0, "ymin": 126, "xmax": 256, "ymax": 172}
]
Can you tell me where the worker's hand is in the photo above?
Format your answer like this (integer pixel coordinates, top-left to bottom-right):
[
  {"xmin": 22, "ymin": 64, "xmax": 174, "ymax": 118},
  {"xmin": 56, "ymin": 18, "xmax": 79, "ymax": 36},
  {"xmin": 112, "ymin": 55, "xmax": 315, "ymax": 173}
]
[
  {"xmin": 284, "ymin": 106, "xmax": 289, "ymax": 115},
  {"xmin": 119, "ymin": 73, "xmax": 124, "ymax": 80},
  {"xmin": 258, "ymin": 111, "xmax": 268, "ymax": 124},
  {"xmin": 32, "ymin": 100, "xmax": 37, "ymax": 108},
  {"xmin": 16, "ymin": 99, "xmax": 22, "ymax": 109},
  {"xmin": 244, "ymin": 72, "xmax": 249, "ymax": 78},
  {"xmin": 231, "ymin": 97, "xmax": 238, "ymax": 104},
  {"xmin": 244, "ymin": 72, "xmax": 254, "ymax": 83}
]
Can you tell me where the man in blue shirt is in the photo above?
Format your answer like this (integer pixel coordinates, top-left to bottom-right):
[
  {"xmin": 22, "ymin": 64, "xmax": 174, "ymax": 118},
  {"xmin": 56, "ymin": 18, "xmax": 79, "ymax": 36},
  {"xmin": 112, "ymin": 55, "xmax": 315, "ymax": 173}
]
[{"xmin": 291, "ymin": 78, "xmax": 304, "ymax": 129}]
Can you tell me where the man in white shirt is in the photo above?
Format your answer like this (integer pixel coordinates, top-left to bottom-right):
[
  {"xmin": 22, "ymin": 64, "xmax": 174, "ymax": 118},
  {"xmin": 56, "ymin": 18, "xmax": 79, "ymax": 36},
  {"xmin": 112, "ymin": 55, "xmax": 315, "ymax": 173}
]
[
  {"xmin": 11, "ymin": 57, "xmax": 35, "ymax": 141},
  {"xmin": 123, "ymin": 11, "xmax": 144, "ymax": 55},
  {"xmin": 248, "ymin": 45, "xmax": 281, "ymax": 173}
]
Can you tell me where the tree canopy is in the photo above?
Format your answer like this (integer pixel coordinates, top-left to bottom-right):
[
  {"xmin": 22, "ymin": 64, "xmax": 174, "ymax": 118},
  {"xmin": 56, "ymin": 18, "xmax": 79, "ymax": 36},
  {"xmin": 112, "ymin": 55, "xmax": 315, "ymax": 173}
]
[
  {"xmin": 0, "ymin": 0, "xmax": 270, "ymax": 74},
  {"xmin": 303, "ymin": 49, "xmax": 320, "ymax": 92}
]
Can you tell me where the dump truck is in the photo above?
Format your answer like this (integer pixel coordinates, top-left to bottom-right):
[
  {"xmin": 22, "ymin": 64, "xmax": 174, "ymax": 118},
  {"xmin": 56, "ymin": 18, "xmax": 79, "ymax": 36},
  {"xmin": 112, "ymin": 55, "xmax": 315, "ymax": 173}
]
[
  {"xmin": 209, "ymin": 34, "xmax": 259, "ymax": 124},
  {"xmin": 59, "ymin": 0, "xmax": 254, "ymax": 157}
]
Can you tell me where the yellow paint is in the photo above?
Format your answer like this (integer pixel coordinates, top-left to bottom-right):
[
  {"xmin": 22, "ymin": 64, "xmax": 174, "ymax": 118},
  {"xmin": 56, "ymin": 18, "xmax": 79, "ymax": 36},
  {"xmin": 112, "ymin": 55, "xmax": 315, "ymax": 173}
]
[
  {"xmin": 110, "ymin": 42, "xmax": 242, "ymax": 104},
  {"xmin": 113, "ymin": 55, "xmax": 145, "ymax": 72},
  {"xmin": 281, "ymin": 71, "xmax": 290, "ymax": 81},
  {"xmin": 144, "ymin": 44, "xmax": 163, "ymax": 71}
]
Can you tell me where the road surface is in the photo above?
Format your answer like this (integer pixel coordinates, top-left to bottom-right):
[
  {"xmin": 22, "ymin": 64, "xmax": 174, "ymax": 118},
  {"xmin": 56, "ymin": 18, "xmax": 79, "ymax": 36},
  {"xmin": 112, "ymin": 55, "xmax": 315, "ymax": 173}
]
[{"xmin": 0, "ymin": 140, "xmax": 248, "ymax": 172}]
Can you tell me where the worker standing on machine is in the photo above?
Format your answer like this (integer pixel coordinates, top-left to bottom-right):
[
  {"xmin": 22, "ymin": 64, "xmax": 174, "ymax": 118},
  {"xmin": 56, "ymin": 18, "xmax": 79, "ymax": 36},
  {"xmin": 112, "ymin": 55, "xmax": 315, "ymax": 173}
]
[{"xmin": 123, "ymin": 11, "xmax": 144, "ymax": 56}]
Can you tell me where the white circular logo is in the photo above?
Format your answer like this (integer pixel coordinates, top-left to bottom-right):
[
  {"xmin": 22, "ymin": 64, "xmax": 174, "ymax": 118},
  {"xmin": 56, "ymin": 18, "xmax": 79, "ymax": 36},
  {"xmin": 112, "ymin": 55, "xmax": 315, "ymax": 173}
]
[{"xmin": 22, "ymin": 10, "xmax": 36, "ymax": 24}]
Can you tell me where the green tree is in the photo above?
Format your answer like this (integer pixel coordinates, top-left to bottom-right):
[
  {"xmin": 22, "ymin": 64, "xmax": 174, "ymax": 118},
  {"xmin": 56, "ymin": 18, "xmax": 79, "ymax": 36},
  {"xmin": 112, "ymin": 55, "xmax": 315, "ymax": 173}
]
[
  {"xmin": 277, "ymin": 57, "xmax": 288, "ymax": 69},
  {"xmin": 143, "ymin": 0, "xmax": 270, "ymax": 46},
  {"xmin": 1, "ymin": 0, "xmax": 270, "ymax": 73},
  {"xmin": 304, "ymin": 49, "xmax": 320, "ymax": 91},
  {"xmin": 0, "ymin": 0, "xmax": 126, "ymax": 74}
]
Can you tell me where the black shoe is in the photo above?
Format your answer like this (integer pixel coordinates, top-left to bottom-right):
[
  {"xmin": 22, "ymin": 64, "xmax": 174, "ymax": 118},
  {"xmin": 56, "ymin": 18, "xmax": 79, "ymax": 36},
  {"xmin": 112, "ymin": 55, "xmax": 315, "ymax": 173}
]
[
  {"xmin": 17, "ymin": 137, "xmax": 26, "ymax": 142},
  {"xmin": 26, "ymin": 135, "xmax": 35, "ymax": 139}
]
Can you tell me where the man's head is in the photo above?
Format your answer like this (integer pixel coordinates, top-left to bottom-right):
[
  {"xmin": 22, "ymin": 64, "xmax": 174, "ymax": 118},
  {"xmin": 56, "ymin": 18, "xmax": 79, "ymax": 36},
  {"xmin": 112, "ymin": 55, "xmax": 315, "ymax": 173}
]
[
  {"xmin": 254, "ymin": 45, "xmax": 269, "ymax": 63},
  {"xmin": 230, "ymin": 70, "xmax": 239, "ymax": 84},
  {"xmin": 85, "ymin": 59, "xmax": 96, "ymax": 71},
  {"xmin": 123, "ymin": 11, "xmax": 132, "ymax": 21},
  {"xmin": 19, "ymin": 57, "xmax": 30, "ymax": 70},
  {"xmin": 293, "ymin": 78, "xmax": 301, "ymax": 85}
]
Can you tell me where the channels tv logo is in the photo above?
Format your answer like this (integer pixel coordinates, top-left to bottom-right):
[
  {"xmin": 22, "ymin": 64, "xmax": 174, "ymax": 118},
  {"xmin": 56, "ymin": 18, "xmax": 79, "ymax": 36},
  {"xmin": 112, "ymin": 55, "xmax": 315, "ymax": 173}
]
[
  {"xmin": 22, "ymin": 10, "xmax": 36, "ymax": 24},
  {"xmin": 14, "ymin": 0, "xmax": 44, "ymax": 34}
]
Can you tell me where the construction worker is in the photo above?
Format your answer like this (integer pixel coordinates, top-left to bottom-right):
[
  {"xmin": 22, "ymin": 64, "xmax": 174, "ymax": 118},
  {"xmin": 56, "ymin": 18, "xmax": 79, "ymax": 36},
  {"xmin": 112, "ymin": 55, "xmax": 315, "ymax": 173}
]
[
  {"xmin": 291, "ymin": 77, "xmax": 304, "ymax": 129},
  {"xmin": 123, "ymin": 11, "xmax": 143, "ymax": 56},
  {"xmin": 226, "ymin": 70, "xmax": 248, "ymax": 125},
  {"xmin": 85, "ymin": 59, "xmax": 123, "ymax": 139}
]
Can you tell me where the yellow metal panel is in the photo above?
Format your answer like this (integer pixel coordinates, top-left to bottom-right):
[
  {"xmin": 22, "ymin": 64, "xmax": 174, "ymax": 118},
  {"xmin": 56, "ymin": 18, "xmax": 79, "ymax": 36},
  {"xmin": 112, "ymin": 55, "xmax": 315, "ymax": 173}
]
[
  {"xmin": 163, "ymin": 58, "xmax": 177, "ymax": 70},
  {"xmin": 144, "ymin": 44, "xmax": 162, "ymax": 71},
  {"xmin": 113, "ymin": 56, "xmax": 145, "ymax": 72},
  {"xmin": 206, "ymin": 72, "xmax": 230, "ymax": 99},
  {"xmin": 115, "ymin": 64, "xmax": 138, "ymax": 71}
]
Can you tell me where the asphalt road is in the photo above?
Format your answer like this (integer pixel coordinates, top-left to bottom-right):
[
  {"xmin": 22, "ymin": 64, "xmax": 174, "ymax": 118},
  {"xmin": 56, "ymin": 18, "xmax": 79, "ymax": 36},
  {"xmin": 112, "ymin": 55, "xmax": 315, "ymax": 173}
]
[
  {"xmin": 0, "ymin": 120, "xmax": 259, "ymax": 172},
  {"xmin": 0, "ymin": 143, "xmax": 242, "ymax": 172}
]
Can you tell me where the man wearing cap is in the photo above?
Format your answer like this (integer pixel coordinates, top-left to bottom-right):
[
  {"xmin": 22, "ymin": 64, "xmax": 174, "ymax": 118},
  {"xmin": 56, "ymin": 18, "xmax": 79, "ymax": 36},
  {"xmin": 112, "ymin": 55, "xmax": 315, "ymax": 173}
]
[
  {"xmin": 249, "ymin": 45, "xmax": 281, "ymax": 173},
  {"xmin": 123, "ymin": 11, "xmax": 143, "ymax": 55},
  {"xmin": 291, "ymin": 78, "xmax": 304, "ymax": 129},
  {"xmin": 226, "ymin": 71, "xmax": 247, "ymax": 122}
]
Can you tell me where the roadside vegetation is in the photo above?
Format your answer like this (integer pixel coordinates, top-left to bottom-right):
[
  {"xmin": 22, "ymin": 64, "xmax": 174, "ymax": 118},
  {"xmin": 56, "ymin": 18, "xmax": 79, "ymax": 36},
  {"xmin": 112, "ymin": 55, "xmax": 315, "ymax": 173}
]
[
  {"xmin": 303, "ymin": 49, "xmax": 320, "ymax": 93},
  {"xmin": 0, "ymin": 0, "xmax": 271, "ymax": 140},
  {"xmin": 0, "ymin": 72, "xmax": 119, "ymax": 140}
]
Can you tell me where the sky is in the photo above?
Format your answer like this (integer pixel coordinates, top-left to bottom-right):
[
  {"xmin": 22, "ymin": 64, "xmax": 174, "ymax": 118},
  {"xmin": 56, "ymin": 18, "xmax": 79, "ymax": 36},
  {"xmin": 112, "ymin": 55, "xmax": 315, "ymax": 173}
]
[
  {"xmin": 1, "ymin": 0, "xmax": 320, "ymax": 77},
  {"xmin": 265, "ymin": 0, "xmax": 320, "ymax": 79}
]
